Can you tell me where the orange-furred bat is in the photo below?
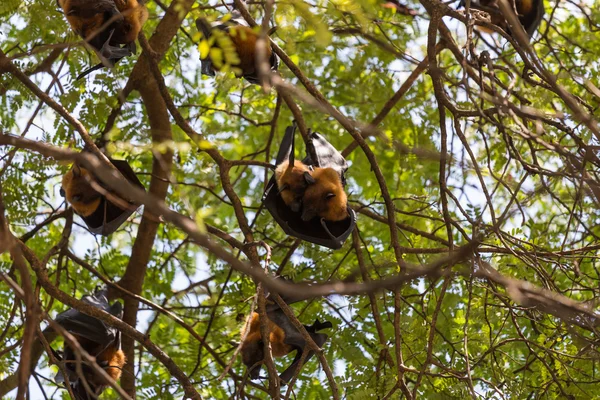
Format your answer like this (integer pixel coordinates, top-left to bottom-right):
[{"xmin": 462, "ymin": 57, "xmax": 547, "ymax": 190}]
[
  {"xmin": 196, "ymin": 11, "xmax": 279, "ymax": 85},
  {"xmin": 301, "ymin": 167, "xmax": 349, "ymax": 222},
  {"xmin": 263, "ymin": 123, "xmax": 356, "ymax": 249},
  {"xmin": 54, "ymin": 288, "xmax": 125, "ymax": 400},
  {"xmin": 57, "ymin": 0, "xmax": 148, "ymax": 79},
  {"xmin": 275, "ymin": 160, "xmax": 313, "ymax": 213},
  {"xmin": 460, "ymin": 0, "xmax": 544, "ymax": 39},
  {"xmin": 60, "ymin": 157, "xmax": 144, "ymax": 235},
  {"xmin": 240, "ymin": 290, "xmax": 332, "ymax": 383},
  {"xmin": 61, "ymin": 164, "xmax": 102, "ymax": 217}
]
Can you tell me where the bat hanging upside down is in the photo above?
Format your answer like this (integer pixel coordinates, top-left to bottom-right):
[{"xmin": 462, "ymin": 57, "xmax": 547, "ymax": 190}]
[
  {"xmin": 57, "ymin": 0, "xmax": 149, "ymax": 79},
  {"xmin": 196, "ymin": 11, "xmax": 279, "ymax": 85},
  {"xmin": 53, "ymin": 288, "xmax": 125, "ymax": 400},
  {"xmin": 240, "ymin": 292, "xmax": 332, "ymax": 383},
  {"xmin": 60, "ymin": 157, "xmax": 144, "ymax": 236}
]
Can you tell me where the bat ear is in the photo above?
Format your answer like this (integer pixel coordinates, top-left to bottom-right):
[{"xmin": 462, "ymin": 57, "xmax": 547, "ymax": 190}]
[
  {"xmin": 278, "ymin": 184, "xmax": 289, "ymax": 194},
  {"xmin": 285, "ymin": 159, "xmax": 294, "ymax": 173},
  {"xmin": 326, "ymin": 193, "xmax": 336, "ymax": 199},
  {"xmin": 303, "ymin": 172, "xmax": 315, "ymax": 185},
  {"xmin": 72, "ymin": 164, "xmax": 82, "ymax": 177}
]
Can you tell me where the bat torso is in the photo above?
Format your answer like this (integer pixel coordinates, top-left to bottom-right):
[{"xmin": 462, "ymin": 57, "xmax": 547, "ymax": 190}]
[
  {"xmin": 301, "ymin": 167, "xmax": 348, "ymax": 222},
  {"xmin": 58, "ymin": 0, "xmax": 147, "ymax": 51},
  {"xmin": 63, "ymin": 335, "xmax": 125, "ymax": 399},
  {"xmin": 62, "ymin": 166, "xmax": 103, "ymax": 217},
  {"xmin": 111, "ymin": 0, "xmax": 148, "ymax": 44},
  {"xmin": 244, "ymin": 312, "xmax": 294, "ymax": 357},
  {"xmin": 197, "ymin": 15, "xmax": 277, "ymax": 82}
]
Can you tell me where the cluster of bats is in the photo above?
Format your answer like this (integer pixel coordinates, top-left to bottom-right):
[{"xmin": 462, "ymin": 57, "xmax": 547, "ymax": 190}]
[
  {"xmin": 56, "ymin": 0, "xmax": 544, "ymax": 80},
  {"xmin": 51, "ymin": 286, "xmax": 331, "ymax": 399},
  {"xmin": 49, "ymin": 0, "xmax": 546, "ymax": 397}
]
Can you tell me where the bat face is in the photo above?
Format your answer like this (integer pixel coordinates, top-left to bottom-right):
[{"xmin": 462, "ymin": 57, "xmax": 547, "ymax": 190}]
[
  {"xmin": 62, "ymin": 165, "xmax": 102, "ymax": 217},
  {"xmin": 301, "ymin": 167, "xmax": 348, "ymax": 222},
  {"xmin": 275, "ymin": 160, "xmax": 312, "ymax": 212}
]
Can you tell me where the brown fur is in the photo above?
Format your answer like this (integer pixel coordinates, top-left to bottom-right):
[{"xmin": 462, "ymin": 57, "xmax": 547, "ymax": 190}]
[
  {"xmin": 474, "ymin": 0, "xmax": 540, "ymax": 35},
  {"xmin": 68, "ymin": 335, "xmax": 126, "ymax": 395},
  {"xmin": 97, "ymin": 347, "xmax": 126, "ymax": 382},
  {"xmin": 240, "ymin": 312, "xmax": 294, "ymax": 369},
  {"xmin": 58, "ymin": 0, "xmax": 147, "ymax": 47},
  {"xmin": 301, "ymin": 167, "xmax": 348, "ymax": 222},
  {"xmin": 113, "ymin": 0, "xmax": 148, "ymax": 44},
  {"xmin": 62, "ymin": 165, "xmax": 102, "ymax": 217},
  {"xmin": 275, "ymin": 160, "xmax": 311, "ymax": 211},
  {"xmin": 58, "ymin": 0, "xmax": 109, "ymax": 39}
]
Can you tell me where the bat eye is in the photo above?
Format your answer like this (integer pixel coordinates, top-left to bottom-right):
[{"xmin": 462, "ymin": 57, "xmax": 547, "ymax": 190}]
[
  {"xmin": 72, "ymin": 194, "xmax": 82, "ymax": 202},
  {"xmin": 59, "ymin": 188, "xmax": 65, "ymax": 197},
  {"xmin": 326, "ymin": 193, "xmax": 336, "ymax": 199}
]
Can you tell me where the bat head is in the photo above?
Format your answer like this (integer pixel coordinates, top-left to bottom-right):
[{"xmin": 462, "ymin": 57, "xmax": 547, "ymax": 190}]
[
  {"xmin": 59, "ymin": 333, "xmax": 126, "ymax": 400},
  {"xmin": 61, "ymin": 164, "xmax": 102, "ymax": 217},
  {"xmin": 241, "ymin": 338, "xmax": 264, "ymax": 380},
  {"xmin": 301, "ymin": 167, "xmax": 348, "ymax": 222},
  {"xmin": 275, "ymin": 160, "xmax": 312, "ymax": 212}
]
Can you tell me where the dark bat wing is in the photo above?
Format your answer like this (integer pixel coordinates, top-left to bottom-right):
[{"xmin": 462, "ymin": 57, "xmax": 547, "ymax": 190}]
[
  {"xmin": 269, "ymin": 49, "xmax": 279, "ymax": 71},
  {"xmin": 76, "ymin": 29, "xmax": 135, "ymax": 80},
  {"xmin": 521, "ymin": 0, "xmax": 545, "ymax": 37},
  {"xmin": 275, "ymin": 317, "xmax": 332, "ymax": 384},
  {"xmin": 196, "ymin": 17, "xmax": 222, "ymax": 78},
  {"xmin": 66, "ymin": 0, "xmax": 119, "ymax": 18},
  {"xmin": 196, "ymin": 17, "xmax": 213, "ymax": 39},
  {"xmin": 54, "ymin": 288, "xmax": 123, "ymax": 348},
  {"xmin": 275, "ymin": 123, "xmax": 296, "ymax": 166},
  {"xmin": 304, "ymin": 131, "xmax": 348, "ymax": 183},
  {"xmin": 82, "ymin": 158, "xmax": 144, "ymax": 235}
]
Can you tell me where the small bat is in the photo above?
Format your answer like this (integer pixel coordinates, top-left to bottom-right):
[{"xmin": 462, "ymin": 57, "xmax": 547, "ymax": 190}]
[
  {"xmin": 301, "ymin": 167, "xmax": 349, "ymax": 222},
  {"xmin": 57, "ymin": 0, "xmax": 148, "ymax": 79},
  {"xmin": 275, "ymin": 160, "xmax": 313, "ymax": 213},
  {"xmin": 196, "ymin": 11, "xmax": 279, "ymax": 85},
  {"xmin": 60, "ymin": 158, "xmax": 144, "ymax": 236},
  {"xmin": 53, "ymin": 288, "xmax": 125, "ymax": 400},
  {"xmin": 240, "ymin": 290, "xmax": 332, "ymax": 383}
]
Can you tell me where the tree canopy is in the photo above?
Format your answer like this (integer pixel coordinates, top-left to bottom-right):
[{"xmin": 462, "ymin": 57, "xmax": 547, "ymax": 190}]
[{"xmin": 2, "ymin": 0, "xmax": 600, "ymax": 399}]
